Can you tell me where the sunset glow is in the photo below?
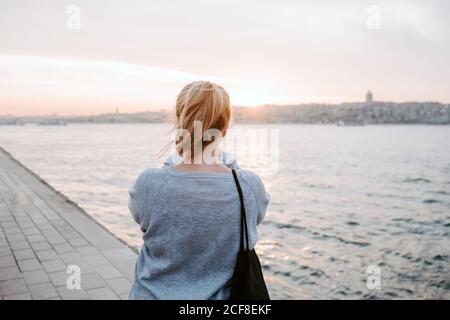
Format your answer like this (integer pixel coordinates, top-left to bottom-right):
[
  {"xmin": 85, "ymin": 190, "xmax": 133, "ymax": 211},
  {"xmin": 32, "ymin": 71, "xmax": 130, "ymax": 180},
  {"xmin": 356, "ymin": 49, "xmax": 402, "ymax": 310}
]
[
  {"xmin": 1, "ymin": 0, "xmax": 449, "ymax": 116},
  {"xmin": 0, "ymin": 54, "xmax": 295, "ymax": 115}
]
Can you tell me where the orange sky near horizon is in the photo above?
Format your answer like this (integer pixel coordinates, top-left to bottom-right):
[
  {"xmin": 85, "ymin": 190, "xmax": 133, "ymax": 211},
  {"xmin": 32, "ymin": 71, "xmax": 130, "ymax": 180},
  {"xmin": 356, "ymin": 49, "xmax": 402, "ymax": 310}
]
[{"xmin": 1, "ymin": 0, "xmax": 449, "ymax": 116}]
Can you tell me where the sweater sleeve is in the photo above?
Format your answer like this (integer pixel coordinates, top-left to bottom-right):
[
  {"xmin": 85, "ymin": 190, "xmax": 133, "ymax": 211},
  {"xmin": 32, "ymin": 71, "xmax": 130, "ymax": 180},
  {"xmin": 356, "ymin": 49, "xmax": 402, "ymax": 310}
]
[
  {"xmin": 239, "ymin": 170, "xmax": 271, "ymax": 225},
  {"xmin": 128, "ymin": 169, "xmax": 160, "ymax": 229}
]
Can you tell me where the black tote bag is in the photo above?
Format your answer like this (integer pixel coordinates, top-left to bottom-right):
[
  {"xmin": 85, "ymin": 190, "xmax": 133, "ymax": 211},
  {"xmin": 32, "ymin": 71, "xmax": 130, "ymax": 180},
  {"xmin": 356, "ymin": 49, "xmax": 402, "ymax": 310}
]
[{"xmin": 229, "ymin": 169, "xmax": 270, "ymax": 300}]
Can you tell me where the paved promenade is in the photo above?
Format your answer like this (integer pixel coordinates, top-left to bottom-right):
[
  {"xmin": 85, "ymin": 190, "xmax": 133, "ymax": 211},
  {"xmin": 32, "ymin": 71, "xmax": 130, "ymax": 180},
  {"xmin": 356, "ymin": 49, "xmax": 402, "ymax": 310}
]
[{"xmin": 0, "ymin": 148, "xmax": 137, "ymax": 300}]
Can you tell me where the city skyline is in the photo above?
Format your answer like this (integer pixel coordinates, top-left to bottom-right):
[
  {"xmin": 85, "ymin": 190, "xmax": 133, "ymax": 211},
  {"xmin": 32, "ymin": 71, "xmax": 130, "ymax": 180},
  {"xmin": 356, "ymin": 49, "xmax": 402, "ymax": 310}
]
[{"xmin": 2, "ymin": 90, "xmax": 449, "ymax": 118}]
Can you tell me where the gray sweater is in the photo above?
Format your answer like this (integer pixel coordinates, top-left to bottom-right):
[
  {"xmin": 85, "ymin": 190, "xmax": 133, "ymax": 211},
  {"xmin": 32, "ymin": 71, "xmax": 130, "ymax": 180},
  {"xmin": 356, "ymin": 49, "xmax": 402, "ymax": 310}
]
[{"xmin": 128, "ymin": 155, "xmax": 270, "ymax": 300}]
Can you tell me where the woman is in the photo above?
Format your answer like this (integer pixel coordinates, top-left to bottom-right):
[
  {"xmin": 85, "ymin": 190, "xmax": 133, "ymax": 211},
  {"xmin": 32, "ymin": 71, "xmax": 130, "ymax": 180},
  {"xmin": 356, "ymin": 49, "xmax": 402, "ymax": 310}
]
[{"xmin": 128, "ymin": 81, "xmax": 270, "ymax": 299}]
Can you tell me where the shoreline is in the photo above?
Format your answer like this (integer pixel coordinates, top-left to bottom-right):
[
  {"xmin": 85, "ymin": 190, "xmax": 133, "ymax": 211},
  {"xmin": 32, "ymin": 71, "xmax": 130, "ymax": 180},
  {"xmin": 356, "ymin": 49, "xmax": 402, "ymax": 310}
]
[
  {"xmin": 0, "ymin": 146, "xmax": 137, "ymax": 299},
  {"xmin": 2, "ymin": 122, "xmax": 450, "ymax": 126},
  {"xmin": 0, "ymin": 146, "xmax": 138, "ymax": 254}
]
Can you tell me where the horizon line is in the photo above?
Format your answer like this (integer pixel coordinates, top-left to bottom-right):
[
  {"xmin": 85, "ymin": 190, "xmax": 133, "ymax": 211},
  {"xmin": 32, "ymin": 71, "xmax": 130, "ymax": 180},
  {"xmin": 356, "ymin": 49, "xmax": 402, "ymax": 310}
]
[{"xmin": 2, "ymin": 99, "xmax": 449, "ymax": 118}]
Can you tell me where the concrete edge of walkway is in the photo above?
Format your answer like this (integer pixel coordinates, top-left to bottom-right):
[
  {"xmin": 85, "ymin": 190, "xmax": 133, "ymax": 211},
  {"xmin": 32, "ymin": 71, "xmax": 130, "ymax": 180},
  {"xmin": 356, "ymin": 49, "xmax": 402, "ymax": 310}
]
[
  {"xmin": 0, "ymin": 146, "xmax": 138, "ymax": 255},
  {"xmin": 0, "ymin": 146, "xmax": 138, "ymax": 299}
]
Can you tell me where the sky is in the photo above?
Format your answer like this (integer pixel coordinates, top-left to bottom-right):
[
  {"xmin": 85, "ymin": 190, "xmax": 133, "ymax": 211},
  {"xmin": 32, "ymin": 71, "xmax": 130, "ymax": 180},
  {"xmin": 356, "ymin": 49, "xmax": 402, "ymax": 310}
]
[{"xmin": 0, "ymin": 0, "xmax": 449, "ymax": 116}]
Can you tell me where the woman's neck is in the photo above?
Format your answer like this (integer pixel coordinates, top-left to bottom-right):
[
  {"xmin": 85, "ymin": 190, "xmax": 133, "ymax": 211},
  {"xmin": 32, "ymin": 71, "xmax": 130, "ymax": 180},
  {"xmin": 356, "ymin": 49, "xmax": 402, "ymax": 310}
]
[{"xmin": 173, "ymin": 163, "xmax": 231, "ymax": 174}]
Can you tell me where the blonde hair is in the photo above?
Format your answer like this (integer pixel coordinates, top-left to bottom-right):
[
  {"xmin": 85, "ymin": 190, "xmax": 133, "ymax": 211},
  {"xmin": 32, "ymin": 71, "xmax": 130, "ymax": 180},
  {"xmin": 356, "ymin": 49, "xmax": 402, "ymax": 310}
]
[{"xmin": 173, "ymin": 81, "xmax": 231, "ymax": 160}]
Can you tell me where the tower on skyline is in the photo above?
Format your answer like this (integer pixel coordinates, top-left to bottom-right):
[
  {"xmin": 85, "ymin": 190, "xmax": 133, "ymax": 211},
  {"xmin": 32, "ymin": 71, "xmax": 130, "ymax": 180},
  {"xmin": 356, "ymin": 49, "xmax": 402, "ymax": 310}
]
[{"xmin": 366, "ymin": 90, "xmax": 373, "ymax": 103}]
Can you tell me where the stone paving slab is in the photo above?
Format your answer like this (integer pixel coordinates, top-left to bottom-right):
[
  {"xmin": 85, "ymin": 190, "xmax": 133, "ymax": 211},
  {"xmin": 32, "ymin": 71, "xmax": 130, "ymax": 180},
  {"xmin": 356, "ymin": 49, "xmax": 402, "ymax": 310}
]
[{"xmin": 0, "ymin": 148, "xmax": 136, "ymax": 300}]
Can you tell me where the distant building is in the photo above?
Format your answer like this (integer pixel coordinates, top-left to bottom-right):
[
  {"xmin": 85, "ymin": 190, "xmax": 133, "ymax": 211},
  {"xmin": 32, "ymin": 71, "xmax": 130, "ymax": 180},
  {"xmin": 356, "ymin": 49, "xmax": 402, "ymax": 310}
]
[
  {"xmin": 366, "ymin": 90, "xmax": 373, "ymax": 103},
  {"xmin": 115, "ymin": 108, "xmax": 119, "ymax": 114}
]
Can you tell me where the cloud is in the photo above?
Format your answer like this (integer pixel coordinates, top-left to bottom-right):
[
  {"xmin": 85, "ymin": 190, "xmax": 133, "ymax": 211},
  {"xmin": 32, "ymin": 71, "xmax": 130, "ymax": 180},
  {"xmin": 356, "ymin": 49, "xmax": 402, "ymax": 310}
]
[
  {"xmin": 0, "ymin": 54, "xmax": 301, "ymax": 115},
  {"xmin": 0, "ymin": 0, "xmax": 449, "ymax": 114}
]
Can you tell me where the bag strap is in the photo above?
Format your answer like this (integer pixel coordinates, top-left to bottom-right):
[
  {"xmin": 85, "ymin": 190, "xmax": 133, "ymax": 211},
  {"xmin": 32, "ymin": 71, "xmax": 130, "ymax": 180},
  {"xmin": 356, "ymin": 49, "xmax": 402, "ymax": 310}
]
[{"xmin": 232, "ymin": 169, "xmax": 249, "ymax": 251}]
